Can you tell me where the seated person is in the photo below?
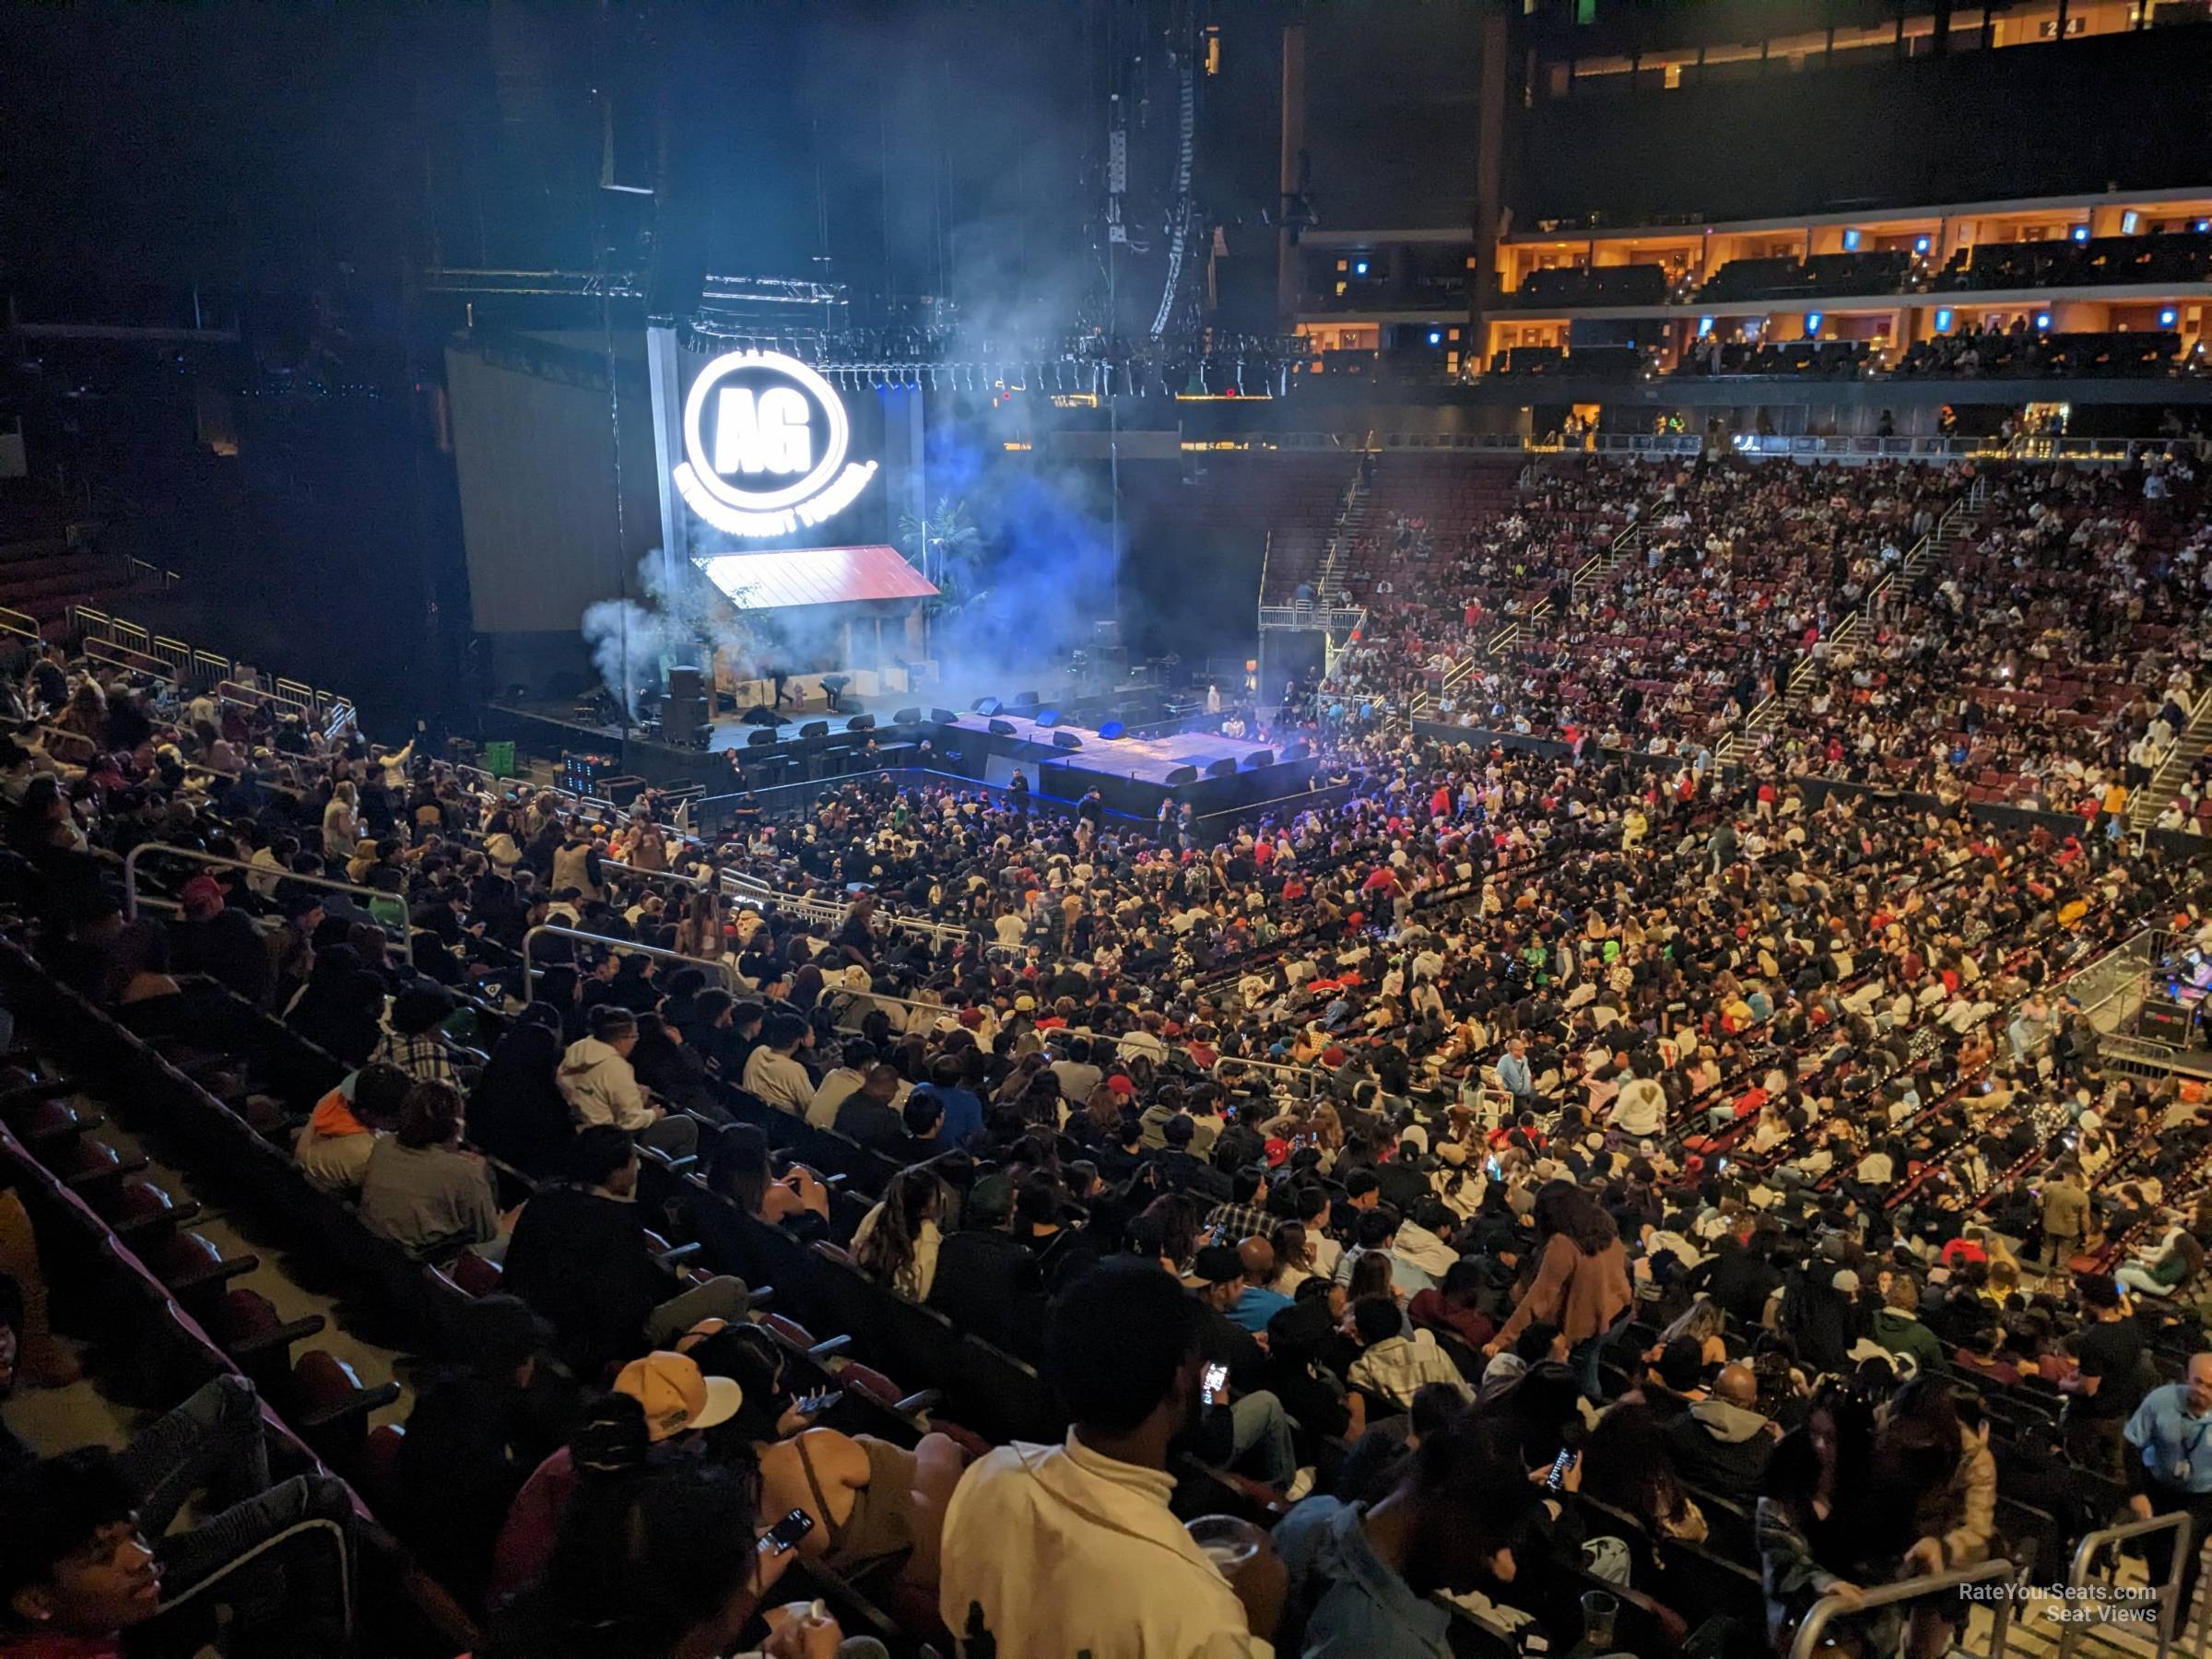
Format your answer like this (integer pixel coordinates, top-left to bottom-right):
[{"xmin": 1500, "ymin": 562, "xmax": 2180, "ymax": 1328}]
[
  {"xmin": 358, "ymin": 1079, "xmax": 506, "ymax": 1261},
  {"xmin": 479, "ymin": 1453, "xmax": 836, "ymax": 1659},
  {"xmin": 688, "ymin": 1324, "xmax": 967, "ymax": 1590},
  {"xmin": 501, "ymin": 1126, "xmax": 751, "ymax": 1379},
  {"xmin": 292, "ymin": 1062, "xmax": 412, "ymax": 1194},
  {"xmin": 1346, "ymin": 1292, "xmax": 1474, "ymax": 1411},
  {"xmin": 0, "ymin": 1376, "xmax": 356, "ymax": 1657},
  {"xmin": 702, "ymin": 1124, "xmax": 830, "ymax": 1233}
]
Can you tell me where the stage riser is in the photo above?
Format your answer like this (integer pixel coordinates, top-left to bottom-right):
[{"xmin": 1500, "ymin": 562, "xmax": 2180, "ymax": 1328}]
[{"xmin": 483, "ymin": 705, "xmax": 1322, "ymax": 831}]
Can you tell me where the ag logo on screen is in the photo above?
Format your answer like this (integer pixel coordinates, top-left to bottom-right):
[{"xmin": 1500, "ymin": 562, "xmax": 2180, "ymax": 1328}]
[{"xmin": 672, "ymin": 349, "xmax": 878, "ymax": 537}]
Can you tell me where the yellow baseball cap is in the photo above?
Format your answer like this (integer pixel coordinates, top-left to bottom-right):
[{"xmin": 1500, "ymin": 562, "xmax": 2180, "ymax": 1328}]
[{"xmin": 613, "ymin": 1350, "xmax": 744, "ymax": 1442}]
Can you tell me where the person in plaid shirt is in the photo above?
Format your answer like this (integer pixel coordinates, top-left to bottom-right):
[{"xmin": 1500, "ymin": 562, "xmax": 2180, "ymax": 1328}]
[
  {"xmin": 371, "ymin": 988, "xmax": 463, "ymax": 1088},
  {"xmin": 1204, "ymin": 1165, "xmax": 1272, "ymax": 1246}
]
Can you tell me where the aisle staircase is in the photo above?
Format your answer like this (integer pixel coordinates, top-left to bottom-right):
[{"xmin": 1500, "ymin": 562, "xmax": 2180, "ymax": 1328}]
[
  {"xmin": 1411, "ymin": 510, "xmax": 1640, "ymax": 722},
  {"xmin": 1309, "ymin": 458, "xmax": 1375, "ymax": 610},
  {"xmin": 1715, "ymin": 477, "xmax": 1987, "ymax": 765},
  {"xmin": 1258, "ymin": 447, "xmax": 1373, "ymax": 629},
  {"xmin": 2126, "ymin": 690, "xmax": 2212, "ymax": 832}
]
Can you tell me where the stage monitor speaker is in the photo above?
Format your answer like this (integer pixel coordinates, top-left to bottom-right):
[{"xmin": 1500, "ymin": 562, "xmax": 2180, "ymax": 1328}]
[
  {"xmin": 971, "ymin": 697, "xmax": 1002, "ymax": 716},
  {"xmin": 747, "ymin": 728, "xmax": 778, "ymax": 747},
  {"xmin": 1241, "ymin": 749, "xmax": 1276, "ymax": 770},
  {"xmin": 798, "ymin": 721, "xmax": 830, "ymax": 740},
  {"xmin": 2139, "ymin": 997, "xmax": 2194, "ymax": 1044},
  {"xmin": 1206, "ymin": 757, "xmax": 1239, "ymax": 779},
  {"xmin": 1097, "ymin": 721, "xmax": 1126, "ymax": 740},
  {"xmin": 1164, "ymin": 765, "xmax": 1199, "ymax": 786},
  {"xmin": 987, "ymin": 718, "xmax": 1018, "ymax": 735},
  {"xmin": 667, "ymin": 665, "xmax": 703, "ymax": 701},
  {"xmin": 1011, "ymin": 689, "xmax": 1041, "ymax": 708},
  {"xmin": 1052, "ymin": 730, "xmax": 1082, "ymax": 750},
  {"xmin": 1034, "ymin": 708, "xmax": 1063, "ymax": 728},
  {"xmin": 892, "ymin": 707, "xmax": 923, "ymax": 724},
  {"xmin": 1279, "ymin": 738, "xmax": 1311, "ymax": 762},
  {"xmin": 845, "ymin": 713, "xmax": 877, "ymax": 732},
  {"xmin": 929, "ymin": 707, "xmax": 959, "ymax": 724},
  {"xmin": 662, "ymin": 695, "xmax": 705, "ymax": 747}
]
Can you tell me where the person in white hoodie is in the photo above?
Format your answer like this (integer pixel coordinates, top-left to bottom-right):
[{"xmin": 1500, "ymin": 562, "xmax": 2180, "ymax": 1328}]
[
  {"xmin": 374, "ymin": 737, "xmax": 415, "ymax": 792},
  {"xmin": 939, "ymin": 1259, "xmax": 1277, "ymax": 1657},
  {"xmin": 558, "ymin": 1005, "xmax": 698, "ymax": 1157},
  {"xmin": 1607, "ymin": 1063, "xmax": 1670, "ymax": 1140}
]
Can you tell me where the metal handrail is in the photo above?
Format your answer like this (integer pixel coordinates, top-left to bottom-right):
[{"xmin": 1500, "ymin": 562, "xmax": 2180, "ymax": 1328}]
[
  {"xmin": 121, "ymin": 843, "xmax": 416, "ymax": 966},
  {"xmin": 2130, "ymin": 688, "xmax": 2212, "ymax": 830},
  {"xmin": 519, "ymin": 924, "xmax": 736, "ymax": 1005},
  {"xmin": 1787, "ymin": 1557, "xmax": 2017, "ymax": 1659},
  {"xmin": 2058, "ymin": 1511, "xmax": 2192, "ymax": 1659},
  {"xmin": 818, "ymin": 984, "xmax": 952, "ymax": 1032}
]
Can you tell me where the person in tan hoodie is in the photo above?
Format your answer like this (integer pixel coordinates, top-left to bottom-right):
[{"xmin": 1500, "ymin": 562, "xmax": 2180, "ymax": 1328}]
[
  {"xmin": 293, "ymin": 1062, "xmax": 412, "ymax": 1194},
  {"xmin": 1484, "ymin": 1180, "xmax": 1633, "ymax": 1397}
]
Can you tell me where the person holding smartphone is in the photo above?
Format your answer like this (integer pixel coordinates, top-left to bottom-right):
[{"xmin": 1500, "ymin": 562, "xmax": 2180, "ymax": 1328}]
[
  {"xmin": 1188, "ymin": 1245, "xmax": 1309, "ymax": 1495},
  {"xmin": 684, "ymin": 1324, "xmax": 967, "ymax": 1593},
  {"xmin": 940, "ymin": 1260, "xmax": 1283, "ymax": 1656}
]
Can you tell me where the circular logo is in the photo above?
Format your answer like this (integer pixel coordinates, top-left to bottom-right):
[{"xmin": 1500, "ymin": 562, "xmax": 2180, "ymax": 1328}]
[
  {"xmin": 681, "ymin": 350, "xmax": 851, "ymax": 514},
  {"xmin": 672, "ymin": 349, "xmax": 877, "ymax": 537}
]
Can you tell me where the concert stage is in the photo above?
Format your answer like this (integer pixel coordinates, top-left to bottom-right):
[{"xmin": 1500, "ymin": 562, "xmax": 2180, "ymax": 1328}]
[
  {"xmin": 935, "ymin": 710, "xmax": 1288, "ymax": 789},
  {"xmin": 481, "ymin": 699, "xmax": 1323, "ymax": 831}
]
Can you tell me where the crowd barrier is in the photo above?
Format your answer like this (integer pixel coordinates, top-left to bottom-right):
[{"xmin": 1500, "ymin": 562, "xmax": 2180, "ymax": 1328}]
[
  {"xmin": 121, "ymin": 842, "xmax": 417, "ymax": 969},
  {"xmin": 70, "ymin": 605, "xmax": 355, "ymax": 734}
]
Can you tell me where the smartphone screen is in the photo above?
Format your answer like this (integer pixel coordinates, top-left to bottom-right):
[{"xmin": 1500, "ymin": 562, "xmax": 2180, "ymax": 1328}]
[
  {"xmin": 1201, "ymin": 1362, "xmax": 1230, "ymax": 1407},
  {"xmin": 1546, "ymin": 1448, "xmax": 1573, "ymax": 1491},
  {"xmin": 758, "ymin": 1507, "xmax": 817, "ymax": 1558}
]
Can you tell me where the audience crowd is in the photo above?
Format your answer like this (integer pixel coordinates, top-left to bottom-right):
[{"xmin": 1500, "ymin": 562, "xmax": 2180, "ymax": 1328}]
[{"xmin": 3, "ymin": 448, "xmax": 2212, "ymax": 1659}]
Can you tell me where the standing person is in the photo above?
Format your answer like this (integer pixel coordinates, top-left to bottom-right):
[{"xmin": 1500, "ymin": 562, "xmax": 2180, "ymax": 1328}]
[
  {"xmin": 1495, "ymin": 1038, "xmax": 1535, "ymax": 1108},
  {"xmin": 2124, "ymin": 1353, "xmax": 2212, "ymax": 1620},
  {"xmin": 1757, "ymin": 1383, "xmax": 1882, "ymax": 1653},
  {"xmin": 321, "ymin": 780, "xmax": 360, "ymax": 863},
  {"xmin": 2038, "ymin": 1159, "xmax": 2088, "ymax": 1272},
  {"xmin": 628, "ymin": 815, "xmax": 669, "ymax": 874},
  {"xmin": 2062, "ymin": 1276, "xmax": 2145, "ymax": 1476},
  {"xmin": 390, "ymin": 1296, "xmax": 564, "ymax": 1606},
  {"xmin": 1482, "ymin": 1181, "xmax": 1631, "ymax": 1398},
  {"xmin": 938, "ymin": 1258, "xmax": 1281, "ymax": 1656},
  {"xmin": 1874, "ymin": 1377, "xmax": 1995, "ymax": 1659}
]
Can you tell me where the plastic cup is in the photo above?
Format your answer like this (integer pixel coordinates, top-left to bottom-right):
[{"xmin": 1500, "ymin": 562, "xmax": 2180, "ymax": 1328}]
[
  {"xmin": 1185, "ymin": 1513, "xmax": 1265, "ymax": 1578},
  {"xmin": 1582, "ymin": 1588, "xmax": 1620, "ymax": 1650}
]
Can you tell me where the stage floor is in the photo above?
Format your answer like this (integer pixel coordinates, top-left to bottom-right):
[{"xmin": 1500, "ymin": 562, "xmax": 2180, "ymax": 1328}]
[
  {"xmin": 937, "ymin": 712, "xmax": 1272, "ymax": 786},
  {"xmin": 704, "ymin": 709, "xmax": 879, "ymax": 752}
]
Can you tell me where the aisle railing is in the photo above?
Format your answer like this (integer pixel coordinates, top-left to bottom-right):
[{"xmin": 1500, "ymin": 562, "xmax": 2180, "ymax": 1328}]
[
  {"xmin": 1788, "ymin": 1558, "xmax": 2018, "ymax": 1659},
  {"xmin": 519, "ymin": 924, "xmax": 737, "ymax": 1005},
  {"xmin": 2057, "ymin": 1508, "xmax": 2193, "ymax": 1659},
  {"xmin": 121, "ymin": 843, "xmax": 416, "ymax": 968}
]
